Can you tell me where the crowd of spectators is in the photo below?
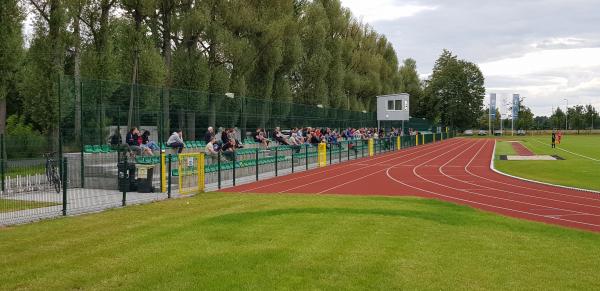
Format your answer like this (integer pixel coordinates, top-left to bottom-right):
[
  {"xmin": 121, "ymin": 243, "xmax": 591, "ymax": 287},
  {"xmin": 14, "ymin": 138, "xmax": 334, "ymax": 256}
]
[{"xmin": 110, "ymin": 125, "xmax": 420, "ymax": 163}]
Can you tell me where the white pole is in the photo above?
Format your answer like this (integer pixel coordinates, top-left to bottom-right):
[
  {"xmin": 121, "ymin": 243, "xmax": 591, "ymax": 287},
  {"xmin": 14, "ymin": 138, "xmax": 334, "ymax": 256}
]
[{"xmin": 488, "ymin": 108, "xmax": 491, "ymax": 136}]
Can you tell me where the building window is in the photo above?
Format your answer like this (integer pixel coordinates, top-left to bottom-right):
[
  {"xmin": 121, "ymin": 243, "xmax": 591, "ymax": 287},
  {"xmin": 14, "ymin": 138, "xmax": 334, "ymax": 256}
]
[
  {"xmin": 395, "ymin": 100, "xmax": 402, "ymax": 110},
  {"xmin": 387, "ymin": 100, "xmax": 394, "ymax": 110}
]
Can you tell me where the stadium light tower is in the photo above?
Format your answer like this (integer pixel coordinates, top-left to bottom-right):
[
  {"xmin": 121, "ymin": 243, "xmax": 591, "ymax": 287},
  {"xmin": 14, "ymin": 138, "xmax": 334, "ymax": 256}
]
[{"xmin": 563, "ymin": 98, "xmax": 568, "ymax": 130}]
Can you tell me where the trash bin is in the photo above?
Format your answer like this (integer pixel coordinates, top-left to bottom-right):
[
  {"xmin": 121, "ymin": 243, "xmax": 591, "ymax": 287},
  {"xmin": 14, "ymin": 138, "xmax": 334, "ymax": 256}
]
[
  {"xmin": 118, "ymin": 161, "xmax": 137, "ymax": 192},
  {"xmin": 136, "ymin": 164, "xmax": 155, "ymax": 193}
]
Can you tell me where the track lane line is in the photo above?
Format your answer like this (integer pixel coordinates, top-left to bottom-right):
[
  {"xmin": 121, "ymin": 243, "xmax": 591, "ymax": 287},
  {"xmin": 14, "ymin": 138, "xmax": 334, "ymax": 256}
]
[
  {"xmin": 232, "ymin": 139, "xmax": 461, "ymax": 193},
  {"xmin": 385, "ymin": 140, "xmax": 600, "ymax": 231},
  {"xmin": 312, "ymin": 139, "xmax": 472, "ymax": 195},
  {"xmin": 279, "ymin": 139, "xmax": 467, "ymax": 194},
  {"xmin": 442, "ymin": 139, "xmax": 600, "ymax": 213}
]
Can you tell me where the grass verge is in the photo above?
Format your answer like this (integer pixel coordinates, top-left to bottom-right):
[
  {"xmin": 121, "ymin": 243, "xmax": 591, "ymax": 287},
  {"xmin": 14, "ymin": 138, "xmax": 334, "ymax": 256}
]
[
  {"xmin": 493, "ymin": 135, "xmax": 600, "ymax": 191},
  {"xmin": 0, "ymin": 199, "xmax": 58, "ymax": 213},
  {"xmin": 1, "ymin": 193, "xmax": 599, "ymax": 290}
]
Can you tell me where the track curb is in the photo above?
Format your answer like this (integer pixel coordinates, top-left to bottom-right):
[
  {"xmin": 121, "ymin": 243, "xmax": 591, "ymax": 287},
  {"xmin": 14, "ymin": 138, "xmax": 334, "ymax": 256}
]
[{"xmin": 490, "ymin": 140, "xmax": 600, "ymax": 195}]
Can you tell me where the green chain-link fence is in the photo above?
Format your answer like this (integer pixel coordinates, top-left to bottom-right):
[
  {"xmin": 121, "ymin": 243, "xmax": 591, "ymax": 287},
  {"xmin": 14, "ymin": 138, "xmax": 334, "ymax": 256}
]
[{"xmin": 1, "ymin": 76, "xmax": 452, "ymax": 225}]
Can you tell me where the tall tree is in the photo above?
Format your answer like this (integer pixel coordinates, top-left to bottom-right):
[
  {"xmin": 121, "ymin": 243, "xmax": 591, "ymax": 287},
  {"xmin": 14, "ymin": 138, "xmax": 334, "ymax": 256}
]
[
  {"xmin": 423, "ymin": 50, "xmax": 485, "ymax": 128},
  {"xmin": 23, "ymin": 0, "xmax": 67, "ymax": 145},
  {"xmin": 0, "ymin": 0, "xmax": 24, "ymax": 134},
  {"xmin": 398, "ymin": 58, "xmax": 421, "ymax": 117}
]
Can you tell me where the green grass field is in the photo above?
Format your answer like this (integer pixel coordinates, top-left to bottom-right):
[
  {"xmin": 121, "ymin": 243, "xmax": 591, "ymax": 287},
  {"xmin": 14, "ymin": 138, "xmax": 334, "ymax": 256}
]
[
  {"xmin": 493, "ymin": 135, "xmax": 600, "ymax": 191},
  {"xmin": 6, "ymin": 165, "xmax": 46, "ymax": 176},
  {"xmin": 1, "ymin": 193, "xmax": 599, "ymax": 290},
  {"xmin": 0, "ymin": 199, "xmax": 58, "ymax": 213}
]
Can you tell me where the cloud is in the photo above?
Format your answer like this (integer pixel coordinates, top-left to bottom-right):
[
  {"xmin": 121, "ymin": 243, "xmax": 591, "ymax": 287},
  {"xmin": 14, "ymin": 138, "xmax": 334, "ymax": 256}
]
[
  {"xmin": 340, "ymin": 0, "xmax": 600, "ymax": 115},
  {"xmin": 480, "ymin": 48, "xmax": 600, "ymax": 76},
  {"xmin": 341, "ymin": 0, "xmax": 437, "ymax": 22}
]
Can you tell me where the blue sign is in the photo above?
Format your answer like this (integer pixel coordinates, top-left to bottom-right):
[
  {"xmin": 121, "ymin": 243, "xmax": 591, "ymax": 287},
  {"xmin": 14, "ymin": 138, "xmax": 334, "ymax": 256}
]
[
  {"xmin": 490, "ymin": 93, "xmax": 496, "ymax": 117},
  {"xmin": 512, "ymin": 94, "xmax": 520, "ymax": 119}
]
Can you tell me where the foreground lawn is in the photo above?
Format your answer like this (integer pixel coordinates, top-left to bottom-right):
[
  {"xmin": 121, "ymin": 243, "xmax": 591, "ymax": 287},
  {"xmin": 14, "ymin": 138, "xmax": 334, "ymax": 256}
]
[
  {"xmin": 494, "ymin": 135, "xmax": 600, "ymax": 191},
  {"xmin": 1, "ymin": 193, "xmax": 599, "ymax": 290},
  {"xmin": 0, "ymin": 199, "xmax": 57, "ymax": 213}
]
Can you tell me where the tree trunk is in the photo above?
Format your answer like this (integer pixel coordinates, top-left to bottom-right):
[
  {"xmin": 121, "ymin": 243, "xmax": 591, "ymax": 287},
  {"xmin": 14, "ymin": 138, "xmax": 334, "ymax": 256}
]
[
  {"xmin": 128, "ymin": 8, "xmax": 142, "ymax": 129},
  {"xmin": 161, "ymin": 0, "xmax": 173, "ymax": 141},
  {"xmin": 0, "ymin": 98, "xmax": 6, "ymax": 134},
  {"xmin": 74, "ymin": 4, "xmax": 81, "ymax": 143}
]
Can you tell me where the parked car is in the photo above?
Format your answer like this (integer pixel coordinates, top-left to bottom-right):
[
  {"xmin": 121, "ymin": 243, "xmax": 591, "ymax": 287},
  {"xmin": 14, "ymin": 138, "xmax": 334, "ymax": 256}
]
[
  {"xmin": 494, "ymin": 130, "xmax": 503, "ymax": 136},
  {"xmin": 478, "ymin": 130, "xmax": 487, "ymax": 136},
  {"xmin": 517, "ymin": 130, "xmax": 526, "ymax": 136},
  {"xmin": 464, "ymin": 130, "xmax": 474, "ymax": 136}
]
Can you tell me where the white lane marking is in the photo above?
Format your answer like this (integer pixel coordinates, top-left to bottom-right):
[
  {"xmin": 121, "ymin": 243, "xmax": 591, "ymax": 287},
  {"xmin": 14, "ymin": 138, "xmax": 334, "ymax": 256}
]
[
  {"xmin": 490, "ymin": 141, "xmax": 600, "ymax": 196},
  {"xmin": 385, "ymin": 153, "xmax": 600, "ymax": 229},
  {"xmin": 313, "ymin": 139, "xmax": 471, "ymax": 194},
  {"xmin": 239, "ymin": 139, "xmax": 457, "ymax": 193},
  {"xmin": 444, "ymin": 140, "xmax": 600, "ymax": 212},
  {"xmin": 532, "ymin": 138, "xmax": 600, "ymax": 162}
]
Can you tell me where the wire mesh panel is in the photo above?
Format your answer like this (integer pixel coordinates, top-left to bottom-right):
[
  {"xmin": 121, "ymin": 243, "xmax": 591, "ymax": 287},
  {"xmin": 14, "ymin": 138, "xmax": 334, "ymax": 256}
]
[{"xmin": 178, "ymin": 153, "xmax": 205, "ymax": 195}]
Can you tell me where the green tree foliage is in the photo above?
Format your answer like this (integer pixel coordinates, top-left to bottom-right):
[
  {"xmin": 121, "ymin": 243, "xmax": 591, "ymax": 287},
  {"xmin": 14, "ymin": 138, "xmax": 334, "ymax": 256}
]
[
  {"xmin": 12, "ymin": 0, "xmax": 475, "ymax": 138},
  {"xmin": 398, "ymin": 58, "xmax": 422, "ymax": 117},
  {"xmin": 0, "ymin": 0, "xmax": 24, "ymax": 134},
  {"xmin": 567, "ymin": 105, "xmax": 586, "ymax": 133},
  {"xmin": 422, "ymin": 50, "xmax": 485, "ymax": 129},
  {"xmin": 516, "ymin": 105, "xmax": 534, "ymax": 130}
]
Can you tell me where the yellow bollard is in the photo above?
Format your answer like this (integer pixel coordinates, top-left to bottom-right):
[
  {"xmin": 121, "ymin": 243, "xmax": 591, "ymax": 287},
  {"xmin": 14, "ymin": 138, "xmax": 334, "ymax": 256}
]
[
  {"xmin": 318, "ymin": 142, "xmax": 327, "ymax": 167},
  {"xmin": 161, "ymin": 152, "xmax": 167, "ymax": 193},
  {"xmin": 396, "ymin": 136, "xmax": 401, "ymax": 150},
  {"xmin": 368, "ymin": 138, "xmax": 374, "ymax": 156},
  {"xmin": 415, "ymin": 134, "xmax": 419, "ymax": 146}
]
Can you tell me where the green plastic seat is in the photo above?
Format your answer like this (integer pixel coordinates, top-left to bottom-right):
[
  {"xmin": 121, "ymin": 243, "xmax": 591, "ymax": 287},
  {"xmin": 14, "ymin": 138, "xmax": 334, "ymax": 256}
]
[
  {"xmin": 92, "ymin": 145, "xmax": 102, "ymax": 153},
  {"xmin": 84, "ymin": 145, "xmax": 94, "ymax": 153},
  {"xmin": 100, "ymin": 145, "xmax": 111, "ymax": 153}
]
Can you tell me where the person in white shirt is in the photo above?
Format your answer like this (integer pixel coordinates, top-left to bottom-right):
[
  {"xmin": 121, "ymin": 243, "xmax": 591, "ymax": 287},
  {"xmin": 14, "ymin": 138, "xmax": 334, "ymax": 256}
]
[
  {"xmin": 205, "ymin": 137, "xmax": 219, "ymax": 164},
  {"xmin": 167, "ymin": 130, "xmax": 185, "ymax": 153}
]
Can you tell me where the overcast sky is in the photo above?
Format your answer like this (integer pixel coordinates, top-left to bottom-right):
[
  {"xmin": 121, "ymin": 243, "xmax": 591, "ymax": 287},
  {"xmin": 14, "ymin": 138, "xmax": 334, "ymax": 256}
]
[{"xmin": 340, "ymin": 0, "xmax": 600, "ymax": 116}]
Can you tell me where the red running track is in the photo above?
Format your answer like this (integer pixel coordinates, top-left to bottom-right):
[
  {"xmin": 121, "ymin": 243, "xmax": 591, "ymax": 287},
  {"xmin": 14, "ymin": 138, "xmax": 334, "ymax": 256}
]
[
  {"xmin": 511, "ymin": 141, "xmax": 534, "ymax": 156},
  {"xmin": 224, "ymin": 138, "xmax": 600, "ymax": 232}
]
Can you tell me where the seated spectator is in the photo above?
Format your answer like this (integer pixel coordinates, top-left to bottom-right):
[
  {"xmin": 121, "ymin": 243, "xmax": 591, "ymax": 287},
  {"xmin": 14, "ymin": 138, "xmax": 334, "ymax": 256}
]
[
  {"xmin": 167, "ymin": 129, "xmax": 185, "ymax": 153},
  {"xmin": 140, "ymin": 130, "xmax": 158, "ymax": 156},
  {"xmin": 221, "ymin": 128, "xmax": 230, "ymax": 146},
  {"xmin": 204, "ymin": 127, "xmax": 215, "ymax": 143},
  {"xmin": 274, "ymin": 128, "xmax": 289, "ymax": 145},
  {"xmin": 108, "ymin": 128, "xmax": 128, "ymax": 152},
  {"xmin": 221, "ymin": 139, "xmax": 236, "ymax": 161},
  {"xmin": 254, "ymin": 129, "xmax": 270, "ymax": 148},
  {"xmin": 205, "ymin": 137, "xmax": 219, "ymax": 164},
  {"xmin": 126, "ymin": 127, "xmax": 142, "ymax": 155},
  {"xmin": 288, "ymin": 133, "xmax": 301, "ymax": 153},
  {"xmin": 109, "ymin": 128, "xmax": 122, "ymax": 147},
  {"xmin": 310, "ymin": 133, "xmax": 320, "ymax": 145}
]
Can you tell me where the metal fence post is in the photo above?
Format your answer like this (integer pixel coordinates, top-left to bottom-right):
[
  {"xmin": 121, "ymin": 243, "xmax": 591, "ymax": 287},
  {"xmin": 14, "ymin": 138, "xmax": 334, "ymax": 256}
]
[
  {"xmin": 291, "ymin": 149, "xmax": 295, "ymax": 173},
  {"xmin": 305, "ymin": 144, "xmax": 308, "ymax": 170},
  {"xmin": 233, "ymin": 151, "xmax": 236, "ymax": 186},
  {"xmin": 275, "ymin": 147, "xmax": 278, "ymax": 177},
  {"xmin": 362, "ymin": 140, "xmax": 365, "ymax": 157},
  {"xmin": 62, "ymin": 157, "xmax": 68, "ymax": 216},
  {"xmin": 347, "ymin": 141, "xmax": 350, "ymax": 160},
  {"xmin": 217, "ymin": 151, "xmax": 221, "ymax": 189},
  {"xmin": 338, "ymin": 143, "xmax": 342, "ymax": 163},
  {"xmin": 0, "ymin": 134, "xmax": 4, "ymax": 193},
  {"xmin": 122, "ymin": 157, "xmax": 127, "ymax": 207},
  {"xmin": 328, "ymin": 143, "xmax": 332, "ymax": 165},
  {"xmin": 167, "ymin": 154, "xmax": 172, "ymax": 198},
  {"xmin": 255, "ymin": 148, "xmax": 259, "ymax": 181}
]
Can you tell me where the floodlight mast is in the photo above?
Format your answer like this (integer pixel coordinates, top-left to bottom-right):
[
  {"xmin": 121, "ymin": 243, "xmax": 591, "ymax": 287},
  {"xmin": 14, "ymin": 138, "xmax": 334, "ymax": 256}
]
[{"xmin": 564, "ymin": 98, "xmax": 568, "ymax": 131}]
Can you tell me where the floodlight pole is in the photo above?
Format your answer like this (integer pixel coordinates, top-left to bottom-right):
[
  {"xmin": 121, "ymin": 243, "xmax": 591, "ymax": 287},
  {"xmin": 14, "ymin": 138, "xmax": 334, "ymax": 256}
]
[
  {"xmin": 488, "ymin": 107, "xmax": 491, "ymax": 136},
  {"xmin": 564, "ymin": 98, "xmax": 568, "ymax": 131}
]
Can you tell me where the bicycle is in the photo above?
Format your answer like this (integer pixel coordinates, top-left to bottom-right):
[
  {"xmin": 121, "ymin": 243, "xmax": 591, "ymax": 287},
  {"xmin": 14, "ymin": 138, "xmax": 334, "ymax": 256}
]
[{"xmin": 44, "ymin": 152, "xmax": 61, "ymax": 193}]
